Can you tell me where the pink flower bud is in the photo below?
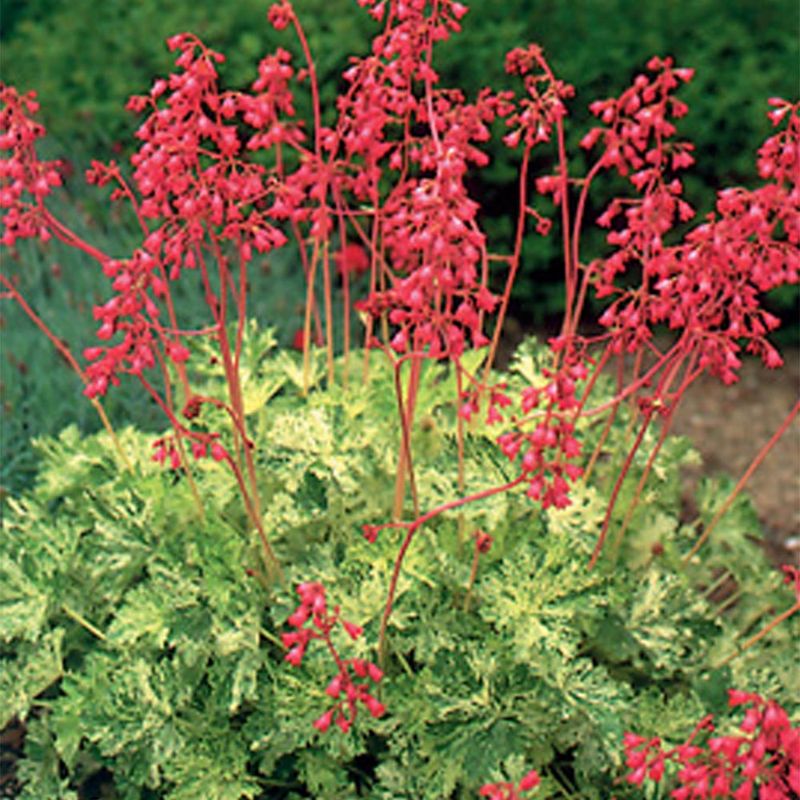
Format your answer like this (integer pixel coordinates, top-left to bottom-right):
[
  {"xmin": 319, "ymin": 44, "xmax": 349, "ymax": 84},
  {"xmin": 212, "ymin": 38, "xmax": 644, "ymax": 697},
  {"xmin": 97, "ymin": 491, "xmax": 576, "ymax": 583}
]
[
  {"xmin": 518, "ymin": 769, "xmax": 540, "ymax": 791},
  {"xmin": 326, "ymin": 675, "xmax": 343, "ymax": 698},
  {"xmin": 342, "ymin": 621, "xmax": 363, "ymax": 641},
  {"xmin": 313, "ymin": 709, "xmax": 334, "ymax": 733},
  {"xmin": 362, "ymin": 694, "xmax": 386, "ymax": 718},
  {"xmin": 284, "ymin": 645, "xmax": 305, "ymax": 667}
]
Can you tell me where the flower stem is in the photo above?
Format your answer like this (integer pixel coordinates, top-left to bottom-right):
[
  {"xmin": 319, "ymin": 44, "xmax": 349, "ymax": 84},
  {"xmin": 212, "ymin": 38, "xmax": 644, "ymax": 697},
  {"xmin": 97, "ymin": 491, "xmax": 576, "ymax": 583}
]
[{"xmin": 714, "ymin": 601, "xmax": 800, "ymax": 669}]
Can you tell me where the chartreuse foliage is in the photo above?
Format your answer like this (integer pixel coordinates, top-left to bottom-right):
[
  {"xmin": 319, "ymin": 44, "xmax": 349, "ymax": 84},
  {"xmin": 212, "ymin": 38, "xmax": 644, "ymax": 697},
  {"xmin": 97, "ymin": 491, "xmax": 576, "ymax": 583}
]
[{"xmin": 2, "ymin": 333, "xmax": 798, "ymax": 799}]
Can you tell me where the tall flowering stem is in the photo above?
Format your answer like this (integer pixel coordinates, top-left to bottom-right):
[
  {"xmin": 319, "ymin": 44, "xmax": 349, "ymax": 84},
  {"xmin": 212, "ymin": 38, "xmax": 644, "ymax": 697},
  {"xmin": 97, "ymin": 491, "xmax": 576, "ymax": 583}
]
[
  {"xmin": 684, "ymin": 399, "xmax": 800, "ymax": 564},
  {"xmin": 0, "ymin": 273, "xmax": 131, "ymax": 472},
  {"xmin": 364, "ymin": 475, "xmax": 526, "ymax": 666}
]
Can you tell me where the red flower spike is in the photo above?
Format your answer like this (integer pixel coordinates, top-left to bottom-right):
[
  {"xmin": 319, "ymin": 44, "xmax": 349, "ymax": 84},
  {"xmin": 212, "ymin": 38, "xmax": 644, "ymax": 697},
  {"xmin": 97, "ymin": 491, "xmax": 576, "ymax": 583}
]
[
  {"xmin": 282, "ymin": 582, "xmax": 384, "ymax": 734},
  {"xmin": 625, "ymin": 692, "xmax": 799, "ymax": 797}
]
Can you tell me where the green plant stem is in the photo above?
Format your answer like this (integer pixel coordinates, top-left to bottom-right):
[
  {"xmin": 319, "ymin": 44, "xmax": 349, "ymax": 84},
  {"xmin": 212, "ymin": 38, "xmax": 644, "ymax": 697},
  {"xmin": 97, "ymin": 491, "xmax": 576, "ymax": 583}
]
[
  {"xmin": 701, "ymin": 569, "xmax": 734, "ymax": 600},
  {"xmin": 393, "ymin": 355, "xmax": 421, "ymax": 520},
  {"xmin": 61, "ymin": 604, "xmax": 107, "ymax": 641},
  {"xmin": 462, "ymin": 538, "xmax": 480, "ymax": 612}
]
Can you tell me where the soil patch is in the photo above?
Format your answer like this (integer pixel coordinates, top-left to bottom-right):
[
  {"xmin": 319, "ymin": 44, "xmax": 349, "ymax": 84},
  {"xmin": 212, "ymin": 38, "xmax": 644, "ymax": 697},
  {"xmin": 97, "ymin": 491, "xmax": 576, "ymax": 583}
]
[{"xmin": 670, "ymin": 347, "xmax": 800, "ymax": 565}]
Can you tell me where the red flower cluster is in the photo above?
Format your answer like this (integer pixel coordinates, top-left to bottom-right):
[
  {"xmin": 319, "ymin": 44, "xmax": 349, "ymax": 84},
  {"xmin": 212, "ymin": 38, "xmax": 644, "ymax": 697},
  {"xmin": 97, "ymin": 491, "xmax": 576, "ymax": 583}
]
[
  {"xmin": 151, "ymin": 435, "xmax": 226, "ymax": 468},
  {"xmin": 282, "ymin": 582, "xmax": 386, "ymax": 734},
  {"xmin": 503, "ymin": 44, "xmax": 573, "ymax": 150},
  {"xmin": 479, "ymin": 769, "xmax": 540, "ymax": 799},
  {"xmin": 586, "ymin": 60, "xmax": 798, "ymax": 383},
  {"xmin": 0, "ymin": 85, "xmax": 62, "ymax": 246},
  {"xmin": 624, "ymin": 691, "xmax": 800, "ymax": 799},
  {"xmin": 331, "ymin": 0, "xmax": 513, "ymax": 358},
  {"xmin": 79, "ymin": 33, "xmax": 297, "ymax": 399},
  {"xmin": 494, "ymin": 360, "xmax": 588, "ymax": 509}
]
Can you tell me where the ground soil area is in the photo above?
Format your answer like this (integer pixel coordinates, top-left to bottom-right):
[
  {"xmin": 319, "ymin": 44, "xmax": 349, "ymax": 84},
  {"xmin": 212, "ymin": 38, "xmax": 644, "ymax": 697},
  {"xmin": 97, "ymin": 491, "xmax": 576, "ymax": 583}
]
[{"xmin": 670, "ymin": 347, "xmax": 800, "ymax": 565}]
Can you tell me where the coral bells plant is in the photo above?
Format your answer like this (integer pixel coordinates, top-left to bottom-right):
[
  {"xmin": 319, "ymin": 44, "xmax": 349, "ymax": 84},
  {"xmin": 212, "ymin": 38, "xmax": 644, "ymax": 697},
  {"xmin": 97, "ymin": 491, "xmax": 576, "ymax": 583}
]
[{"xmin": 1, "ymin": 0, "xmax": 799, "ymax": 797}]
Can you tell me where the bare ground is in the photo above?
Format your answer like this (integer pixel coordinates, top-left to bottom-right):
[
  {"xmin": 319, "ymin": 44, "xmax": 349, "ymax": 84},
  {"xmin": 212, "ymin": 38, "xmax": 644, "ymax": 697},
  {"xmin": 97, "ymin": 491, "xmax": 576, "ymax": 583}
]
[{"xmin": 670, "ymin": 347, "xmax": 800, "ymax": 566}]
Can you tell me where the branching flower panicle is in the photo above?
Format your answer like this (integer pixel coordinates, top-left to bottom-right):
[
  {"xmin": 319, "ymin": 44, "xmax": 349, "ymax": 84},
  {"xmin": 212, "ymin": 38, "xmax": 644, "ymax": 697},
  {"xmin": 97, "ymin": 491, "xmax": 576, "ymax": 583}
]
[{"xmin": 282, "ymin": 582, "xmax": 385, "ymax": 733}]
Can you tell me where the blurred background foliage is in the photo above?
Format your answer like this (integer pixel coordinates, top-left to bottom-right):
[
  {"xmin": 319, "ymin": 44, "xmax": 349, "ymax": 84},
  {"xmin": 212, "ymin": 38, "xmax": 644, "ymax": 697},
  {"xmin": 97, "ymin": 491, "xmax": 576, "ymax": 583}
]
[{"xmin": 1, "ymin": 0, "xmax": 798, "ymax": 493}]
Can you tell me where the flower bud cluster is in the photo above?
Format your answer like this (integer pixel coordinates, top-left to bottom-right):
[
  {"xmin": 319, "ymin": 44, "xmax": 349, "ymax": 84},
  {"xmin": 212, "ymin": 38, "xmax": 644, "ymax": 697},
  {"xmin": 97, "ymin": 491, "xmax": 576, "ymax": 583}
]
[
  {"xmin": 282, "ymin": 582, "xmax": 386, "ymax": 734},
  {"xmin": 585, "ymin": 60, "xmax": 798, "ymax": 384},
  {"xmin": 503, "ymin": 45, "xmax": 573, "ymax": 149},
  {"xmin": 479, "ymin": 768, "xmax": 540, "ymax": 799},
  {"xmin": 0, "ymin": 85, "xmax": 62, "ymax": 246},
  {"xmin": 494, "ymin": 360, "xmax": 588, "ymax": 510},
  {"xmin": 624, "ymin": 691, "xmax": 800, "ymax": 799}
]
